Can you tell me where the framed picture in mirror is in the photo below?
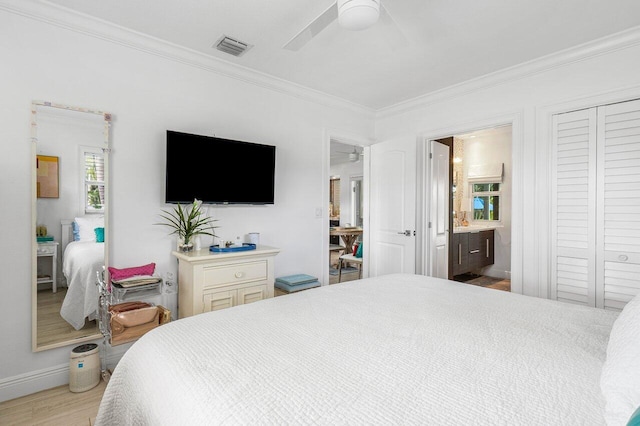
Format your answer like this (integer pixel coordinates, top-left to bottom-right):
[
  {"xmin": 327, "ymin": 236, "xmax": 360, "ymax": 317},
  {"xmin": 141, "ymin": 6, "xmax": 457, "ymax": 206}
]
[{"xmin": 36, "ymin": 155, "xmax": 59, "ymax": 198}]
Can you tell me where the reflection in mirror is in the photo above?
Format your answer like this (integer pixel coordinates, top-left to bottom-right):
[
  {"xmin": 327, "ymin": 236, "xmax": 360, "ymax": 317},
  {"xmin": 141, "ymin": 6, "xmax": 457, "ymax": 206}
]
[
  {"xmin": 350, "ymin": 177, "xmax": 363, "ymax": 227},
  {"xmin": 31, "ymin": 101, "xmax": 111, "ymax": 352}
]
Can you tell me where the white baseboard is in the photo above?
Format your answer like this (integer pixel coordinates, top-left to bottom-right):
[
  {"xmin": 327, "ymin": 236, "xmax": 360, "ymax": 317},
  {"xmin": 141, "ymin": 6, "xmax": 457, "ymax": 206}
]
[
  {"xmin": 0, "ymin": 343, "xmax": 129, "ymax": 403},
  {"xmin": 0, "ymin": 363, "xmax": 69, "ymax": 403}
]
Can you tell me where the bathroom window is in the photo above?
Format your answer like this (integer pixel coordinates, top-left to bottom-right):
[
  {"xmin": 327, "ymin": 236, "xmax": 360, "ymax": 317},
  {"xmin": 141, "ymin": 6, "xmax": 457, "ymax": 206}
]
[{"xmin": 472, "ymin": 183, "xmax": 500, "ymax": 221}]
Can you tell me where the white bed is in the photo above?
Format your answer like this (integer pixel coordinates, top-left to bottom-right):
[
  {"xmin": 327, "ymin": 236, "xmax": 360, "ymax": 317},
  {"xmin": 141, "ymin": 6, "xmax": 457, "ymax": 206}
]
[
  {"xmin": 59, "ymin": 218, "xmax": 104, "ymax": 330},
  {"xmin": 95, "ymin": 274, "xmax": 639, "ymax": 425}
]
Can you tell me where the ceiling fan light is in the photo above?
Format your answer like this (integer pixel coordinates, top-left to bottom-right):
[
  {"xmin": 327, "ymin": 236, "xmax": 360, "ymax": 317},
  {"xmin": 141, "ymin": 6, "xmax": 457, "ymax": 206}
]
[{"xmin": 337, "ymin": 0, "xmax": 380, "ymax": 31}]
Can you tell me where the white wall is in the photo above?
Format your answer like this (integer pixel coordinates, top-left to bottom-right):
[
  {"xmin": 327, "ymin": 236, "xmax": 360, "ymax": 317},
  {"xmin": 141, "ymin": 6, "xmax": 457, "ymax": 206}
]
[
  {"xmin": 0, "ymin": 9, "xmax": 373, "ymax": 400},
  {"xmin": 375, "ymin": 30, "xmax": 640, "ymax": 297}
]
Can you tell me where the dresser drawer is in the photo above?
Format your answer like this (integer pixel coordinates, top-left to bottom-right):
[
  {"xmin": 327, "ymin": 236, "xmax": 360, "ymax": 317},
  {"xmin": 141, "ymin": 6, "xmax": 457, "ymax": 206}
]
[
  {"xmin": 37, "ymin": 244, "xmax": 56, "ymax": 255},
  {"xmin": 203, "ymin": 260, "xmax": 267, "ymax": 288}
]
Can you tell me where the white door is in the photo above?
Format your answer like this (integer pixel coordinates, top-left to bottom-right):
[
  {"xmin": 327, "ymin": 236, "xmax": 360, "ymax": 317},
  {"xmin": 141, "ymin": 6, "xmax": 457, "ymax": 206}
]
[
  {"xmin": 369, "ymin": 138, "xmax": 417, "ymax": 276},
  {"xmin": 429, "ymin": 141, "xmax": 450, "ymax": 278},
  {"xmin": 551, "ymin": 108, "xmax": 597, "ymax": 306},
  {"xmin": 551, "ymin": 98, "xmax": 640, "ymax": 309},
  {"xmin": 596, "ymin": 98, "xmax": 640, "ymax": 309}
]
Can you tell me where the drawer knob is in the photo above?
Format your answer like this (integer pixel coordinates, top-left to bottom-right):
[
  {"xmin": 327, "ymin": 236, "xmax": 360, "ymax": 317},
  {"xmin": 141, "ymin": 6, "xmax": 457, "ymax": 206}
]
[
  {"xmin": 234, "ymin": 272, "xmax": 243, "ymax": 279},
  {"xmin": 619, "ymin": 254, "xmax": 629, "ymax": 262}
]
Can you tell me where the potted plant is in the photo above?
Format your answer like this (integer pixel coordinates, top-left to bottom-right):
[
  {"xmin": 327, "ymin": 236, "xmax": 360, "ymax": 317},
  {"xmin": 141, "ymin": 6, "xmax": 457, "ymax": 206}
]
[{"xmin": 156, "ymin": 199, "xmax": 218, "ymax": 252}]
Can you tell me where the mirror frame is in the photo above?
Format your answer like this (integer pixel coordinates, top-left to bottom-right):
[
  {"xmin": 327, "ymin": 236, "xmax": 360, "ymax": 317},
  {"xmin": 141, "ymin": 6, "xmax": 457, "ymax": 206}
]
[{"xmin": 31, "ymin": 100, "xmax": 112, "ymax": 352}]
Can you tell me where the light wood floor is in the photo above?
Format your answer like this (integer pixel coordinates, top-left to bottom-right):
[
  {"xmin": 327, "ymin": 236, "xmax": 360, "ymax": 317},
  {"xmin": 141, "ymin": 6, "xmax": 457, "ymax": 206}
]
[
  {"xmin": 0, "ymin": 380, "xmax": 106, "ymax": 426},
  {"xmin": 37, "ymin": 288, "xmax": 99, "ymax": 347}
]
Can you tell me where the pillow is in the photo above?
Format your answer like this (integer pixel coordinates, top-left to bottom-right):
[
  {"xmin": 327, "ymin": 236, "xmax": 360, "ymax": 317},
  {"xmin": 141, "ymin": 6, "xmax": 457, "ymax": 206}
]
[
  {"xmin": 628, "ymin": 406, "xmax": 640, "ymax": 426},
  {"xmin": 352, "ymin": 242, "xmax": 359, "ymax": 256},
  {"xmin": 71, "ymin": 221, "xmax": 80, "ymax": 241},
  {"xmin": 601, "ymin": 292, "xmax": 640, "ymax": 425},
  {"xmin": 74, "ymin": 215, "xmax": 104, "ymax": 242},
  {"xmin": 108, "ymin": 263, "xmax": 156, "ymax": 282},
  {"xmin": 94, "ymin": 227, "xmax": 104, "ymax": 243},
  {"xmin": 356, "ymin": 243, "xmax": 363, "ymax": 258}
]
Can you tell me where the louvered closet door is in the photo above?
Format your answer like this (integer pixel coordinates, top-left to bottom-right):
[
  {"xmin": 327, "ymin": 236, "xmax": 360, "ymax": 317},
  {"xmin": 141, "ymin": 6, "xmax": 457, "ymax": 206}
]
[
  {"xmin": 596, "ymin": 99, "xmax": 640, "ymax": 309},
  {"xmin": 551, "ymin": 109, "xmax": 597, "ymax": 306}
]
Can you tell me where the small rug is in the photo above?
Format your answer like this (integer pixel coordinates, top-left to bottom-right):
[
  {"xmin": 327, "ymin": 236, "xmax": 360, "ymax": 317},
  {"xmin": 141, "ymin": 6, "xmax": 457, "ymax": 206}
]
[{"xmin": 329, "ymin": 267, "xmax": 358, "ymax": 276}]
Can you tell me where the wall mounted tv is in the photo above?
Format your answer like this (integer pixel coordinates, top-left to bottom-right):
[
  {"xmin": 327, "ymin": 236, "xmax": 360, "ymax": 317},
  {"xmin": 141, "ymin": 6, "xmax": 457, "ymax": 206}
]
[{"xmin": 165, "ymin": 130, "xmax": 276, "ymax": 205}]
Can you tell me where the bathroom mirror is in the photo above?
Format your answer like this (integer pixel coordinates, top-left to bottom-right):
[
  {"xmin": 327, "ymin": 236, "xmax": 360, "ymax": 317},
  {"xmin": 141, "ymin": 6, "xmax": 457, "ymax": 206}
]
[{"xmin": 31, "ymin": 101, "xmax": 111, "ymax": 352}]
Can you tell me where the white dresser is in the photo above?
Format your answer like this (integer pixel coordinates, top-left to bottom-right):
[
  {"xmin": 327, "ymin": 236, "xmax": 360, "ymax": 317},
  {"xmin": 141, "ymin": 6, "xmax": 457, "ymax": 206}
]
[{"xmin": 172, "ymin": 245, "xmax": 280, "ymax": 318}]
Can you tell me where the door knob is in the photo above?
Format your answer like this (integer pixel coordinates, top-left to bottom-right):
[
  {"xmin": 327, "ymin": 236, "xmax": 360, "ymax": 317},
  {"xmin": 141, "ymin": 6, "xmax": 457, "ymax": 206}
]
[{"xmin": 397, "ymin": 230, "xmax": 412, "ymax": 236}]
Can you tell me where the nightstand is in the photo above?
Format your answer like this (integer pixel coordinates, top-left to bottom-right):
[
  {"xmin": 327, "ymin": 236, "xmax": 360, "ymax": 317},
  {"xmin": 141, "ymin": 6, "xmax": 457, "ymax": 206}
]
[{"xmin": 37, "ymin": 241, "xmax": 58, "ymax": 293}]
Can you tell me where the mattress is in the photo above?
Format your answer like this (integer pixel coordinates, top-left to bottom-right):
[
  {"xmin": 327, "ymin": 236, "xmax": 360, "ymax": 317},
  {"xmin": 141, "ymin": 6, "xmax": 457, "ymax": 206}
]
[{"xmin": 95, "ymin": 273, "xmax": 618, "ymax": 425}]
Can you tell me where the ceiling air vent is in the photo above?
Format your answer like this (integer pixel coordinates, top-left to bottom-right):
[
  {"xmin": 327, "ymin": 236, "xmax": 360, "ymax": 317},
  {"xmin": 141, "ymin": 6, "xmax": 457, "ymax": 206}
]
[{"xmin": 214, "ymin": 35, "xmax": 253, "ymax": 57}]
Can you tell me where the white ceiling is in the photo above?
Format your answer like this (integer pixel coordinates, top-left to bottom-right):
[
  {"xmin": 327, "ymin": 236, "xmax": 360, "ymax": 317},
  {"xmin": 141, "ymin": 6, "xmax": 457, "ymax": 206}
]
[{"xmin": 42, "ymin": 0, "xmax": 640, "ymax": 110}]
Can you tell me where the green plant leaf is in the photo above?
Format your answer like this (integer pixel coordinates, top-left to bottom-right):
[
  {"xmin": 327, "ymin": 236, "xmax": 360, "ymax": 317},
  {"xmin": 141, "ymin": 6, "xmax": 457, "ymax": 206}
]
[{"xmin": 154, "ymin": 199, "xmax": 219, "ymax": 245}]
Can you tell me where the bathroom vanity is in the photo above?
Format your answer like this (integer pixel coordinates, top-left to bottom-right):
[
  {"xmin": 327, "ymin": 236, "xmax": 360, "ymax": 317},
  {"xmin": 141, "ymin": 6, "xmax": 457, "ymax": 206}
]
[{"xmin": 451, "ymin": 226, "xmax": 498, "ymax": 276}]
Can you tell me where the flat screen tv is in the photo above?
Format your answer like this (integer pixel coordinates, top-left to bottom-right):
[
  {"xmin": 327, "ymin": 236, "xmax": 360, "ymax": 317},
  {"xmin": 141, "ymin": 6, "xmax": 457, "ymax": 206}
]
[{"xmin": 165, "ymin": 130, "xmax": 276, "ymax": 205}]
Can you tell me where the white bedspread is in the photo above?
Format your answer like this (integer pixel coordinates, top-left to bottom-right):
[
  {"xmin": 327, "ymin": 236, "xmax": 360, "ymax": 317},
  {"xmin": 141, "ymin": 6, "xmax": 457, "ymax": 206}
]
[
  {"xmin": 60, "ymin": 241, "xmax": 103, "ymax": 330},
  {"xmin": 95, "ymin": 274, "xmax": 618, "ymax": 425}
]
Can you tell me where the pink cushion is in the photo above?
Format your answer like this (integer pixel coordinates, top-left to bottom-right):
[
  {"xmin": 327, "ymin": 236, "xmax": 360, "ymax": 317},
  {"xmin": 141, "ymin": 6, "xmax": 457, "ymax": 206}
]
[{"xmin": 108, "ymin": 263, "xmax": 156, "ymax": 281}]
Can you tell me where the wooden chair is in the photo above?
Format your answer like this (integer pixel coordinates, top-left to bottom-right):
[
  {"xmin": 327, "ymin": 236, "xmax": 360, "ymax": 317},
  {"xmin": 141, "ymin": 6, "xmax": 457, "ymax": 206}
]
[
  {"xmin": 329, "ymin": 244, "xmax": 345, "ymax": 268},
  {"xmin": 338, "ymin": 253, "xmax": 362, "ymax": 282}
]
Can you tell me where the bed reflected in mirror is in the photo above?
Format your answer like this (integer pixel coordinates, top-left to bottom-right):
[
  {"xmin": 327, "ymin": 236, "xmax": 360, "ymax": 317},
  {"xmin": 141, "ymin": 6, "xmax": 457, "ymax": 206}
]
[{"xmin": 31, "ymin": 101, "xmax": 111, "ymax": 352}]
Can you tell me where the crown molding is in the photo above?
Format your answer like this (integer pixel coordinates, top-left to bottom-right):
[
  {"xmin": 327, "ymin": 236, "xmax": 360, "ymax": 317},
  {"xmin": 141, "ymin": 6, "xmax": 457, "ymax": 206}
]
[
  {"xmin": 376, "ymin": 25, "xmax": 640, "ymax": 120},
  {"xmin": 5, "ymin": 0, "xmax": 639, "ymax": 122},
  {"xmin": 0, "ymin": 0, "xmax": 375, "ymax": 119}
]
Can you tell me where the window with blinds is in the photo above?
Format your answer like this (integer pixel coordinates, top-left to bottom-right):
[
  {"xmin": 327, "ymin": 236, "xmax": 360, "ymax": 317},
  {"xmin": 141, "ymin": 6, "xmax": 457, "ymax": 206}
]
[{"xmin": 83, "ymin": 147, "xmax": 105, "ymax": 213}]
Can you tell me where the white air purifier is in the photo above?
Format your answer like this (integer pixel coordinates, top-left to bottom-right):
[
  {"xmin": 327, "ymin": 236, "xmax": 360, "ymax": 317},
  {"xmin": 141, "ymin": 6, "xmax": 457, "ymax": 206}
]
[{"xmin": 69, "ymin": 343, "xmax": 101, "ymax": 393}]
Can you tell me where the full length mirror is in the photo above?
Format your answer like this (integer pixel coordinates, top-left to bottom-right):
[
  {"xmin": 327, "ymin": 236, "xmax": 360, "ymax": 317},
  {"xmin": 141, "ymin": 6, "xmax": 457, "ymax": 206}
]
[{"xmin": 31, "ymin": 101, "xmax": 111, "ymax": 352}]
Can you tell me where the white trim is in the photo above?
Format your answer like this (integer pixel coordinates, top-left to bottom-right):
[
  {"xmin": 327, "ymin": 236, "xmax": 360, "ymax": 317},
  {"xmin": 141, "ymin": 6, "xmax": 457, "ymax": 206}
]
[
  {"xmin": 0, "ymin": 363, "xmax": 68, "ymax": 403},
  {"xmin": 0, "ymin": 341, "xmax": 127, "ymax": 402},
  {"xmin": 0, "ymin": 0, "xmax": 374, "ymax": 118},
  {"xmin": 418, "ymin": 112, "xmax": 523, "ymax": 294},
  {"xmin": 416, "ymin": 137, "xmax": 428, "ymax": 276},
  {"xmin": 4, "ymin": 1, "xmax": 639, "ymax": 119}
]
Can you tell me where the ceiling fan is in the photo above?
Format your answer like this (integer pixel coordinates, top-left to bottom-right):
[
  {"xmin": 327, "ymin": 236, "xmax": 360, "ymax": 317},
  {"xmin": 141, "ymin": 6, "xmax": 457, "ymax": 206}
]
[
  {"xmin": 336, "ymin": 146, "xmax": 364, "ymax": 162},
  {"xmin": 284, "ymin": 0, "xmax": 402, "ymax": 51}
]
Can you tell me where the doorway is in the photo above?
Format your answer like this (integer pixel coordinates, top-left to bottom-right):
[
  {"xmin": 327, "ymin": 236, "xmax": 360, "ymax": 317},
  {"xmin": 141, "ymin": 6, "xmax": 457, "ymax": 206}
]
[
  {"xmin": 329, "ymin": 140, "xmax": 365, "ymax": 284},
  {"xmin": 428, "ymin": 125, "xmax": 513, "ymax": 292}
]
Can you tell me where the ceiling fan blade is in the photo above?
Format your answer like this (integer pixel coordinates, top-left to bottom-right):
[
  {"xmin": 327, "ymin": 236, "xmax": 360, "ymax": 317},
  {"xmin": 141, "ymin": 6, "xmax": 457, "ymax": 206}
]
[
  {"xmin": 283, "ymin": 3, "xmax": 338, "ymax": 51},
  {"xmin": 379, "ymin": 3, "xmax": 409, "ymax": 46}
]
